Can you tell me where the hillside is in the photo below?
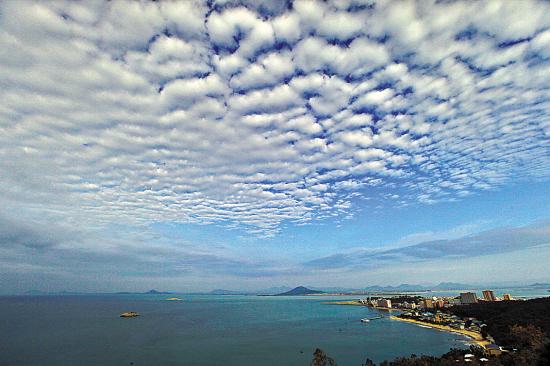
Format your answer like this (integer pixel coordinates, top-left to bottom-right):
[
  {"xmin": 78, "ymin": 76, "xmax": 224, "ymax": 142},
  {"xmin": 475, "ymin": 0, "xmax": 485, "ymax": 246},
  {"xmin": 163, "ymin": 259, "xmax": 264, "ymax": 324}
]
[
  {"xmin": 274, "ymin": 286, "xmax": 324, "ymax": 296},
  {"xmin": 449, "ymin": 296, "xmax": 550, "ymax": 346}
]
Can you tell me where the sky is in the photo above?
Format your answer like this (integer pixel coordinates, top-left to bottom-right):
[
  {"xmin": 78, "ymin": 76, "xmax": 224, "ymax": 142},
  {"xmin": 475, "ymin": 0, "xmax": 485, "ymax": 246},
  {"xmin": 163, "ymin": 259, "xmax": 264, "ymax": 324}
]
[{"xmin": 0, "ymin": 0, "xmax": 549, "ymax": 294}]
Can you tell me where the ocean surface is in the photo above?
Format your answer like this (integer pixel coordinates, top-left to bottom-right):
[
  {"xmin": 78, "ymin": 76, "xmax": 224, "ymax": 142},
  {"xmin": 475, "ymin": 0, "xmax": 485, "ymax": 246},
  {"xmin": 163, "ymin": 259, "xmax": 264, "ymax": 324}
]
[{"xmin": 0, "ymin": 294, "xmax": 472, "ymax": 366}]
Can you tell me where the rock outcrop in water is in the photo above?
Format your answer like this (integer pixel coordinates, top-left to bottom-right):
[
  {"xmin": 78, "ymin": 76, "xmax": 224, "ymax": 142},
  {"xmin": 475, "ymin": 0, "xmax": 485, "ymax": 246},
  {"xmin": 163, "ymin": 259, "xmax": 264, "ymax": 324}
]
[{"xmin": 120, "ymin": 312, "xmax": 139, "ymax": 318}]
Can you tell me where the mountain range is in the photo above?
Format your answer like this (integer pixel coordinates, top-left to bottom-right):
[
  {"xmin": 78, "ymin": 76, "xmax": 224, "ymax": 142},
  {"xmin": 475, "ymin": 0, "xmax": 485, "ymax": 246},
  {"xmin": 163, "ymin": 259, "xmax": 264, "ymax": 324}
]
[
  {"xmin": 360, "ymin": 282, "xmax": 476, "ymax": 292},
  {"xmin": 21, "ymin": 282, "xmax": 548, "ymax": 296}
]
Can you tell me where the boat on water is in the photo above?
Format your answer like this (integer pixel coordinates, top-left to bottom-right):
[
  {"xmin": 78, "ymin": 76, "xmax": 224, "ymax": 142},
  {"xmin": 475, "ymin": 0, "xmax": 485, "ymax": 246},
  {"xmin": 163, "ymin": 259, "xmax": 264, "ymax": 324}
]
[{"xmin": 361, "ymin": 316, "xmax": 384, "ymax": 323}]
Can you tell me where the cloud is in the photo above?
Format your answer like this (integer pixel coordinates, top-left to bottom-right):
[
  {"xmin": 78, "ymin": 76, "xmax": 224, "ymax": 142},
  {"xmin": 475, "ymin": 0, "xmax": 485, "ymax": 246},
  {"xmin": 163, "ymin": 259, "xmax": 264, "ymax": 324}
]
[
  {"xmin": 293, "ymin": 36, "xmax": 390, "ymax": 76},
  {"xmin": 0, "ymin": 205, "xmax": 293, "ymax": 292},
  {"xmin": 229, "ymin": 83, "xmax": 302, "ymax": 115},
  {"xmin": 161, "ymin": 74, "xmax": 229, "ymax": 110},
  {"xmin": 230, "ymin": 51, "xmax": 295, "ymax": 91},
  {"xmin": 272, "ymin": 12, "xmax": 301, "ymax": 43},
  {"xmin": 0, "ymin": 0, "xmax": 549, "ymax": 289},
  {"xmin": 124, "ymin": 35, "xmax": 211, "ymax": 84},
  {"xmin": 303, "ymin": 220, "xmax": 550, "ymax": 270},
  {"xmin": 0, "ymin": 213, "xmax": 67, "ymax": 250}
]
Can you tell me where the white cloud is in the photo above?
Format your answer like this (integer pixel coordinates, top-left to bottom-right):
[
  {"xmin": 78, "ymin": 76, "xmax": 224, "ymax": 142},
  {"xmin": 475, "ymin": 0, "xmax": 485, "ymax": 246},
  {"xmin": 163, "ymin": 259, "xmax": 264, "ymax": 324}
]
[
  {"xmin": 228, "ymin": 83, "xmax": 301, "ymax": 114},
  {"xmin": 336, "ymin": 129, "xmax": 374, "ymax": 148},
  {"xmin": 0, "ymin": 0, "xmax": 549, "ymax": 242},
  {"xmin": 161, "ymin": 74, "xmax": 229, "ymax": 110},
  {"xmin": 293, "ymin": 36, "xmax": 389, "ymax": 76},
  {"xmin": 272, "ymin": 12, "xmax": 301, "ymax": 43},
  {"xmin": 356, "ymin": 88, "xmax": 394, "ymax": 105},
  {"xmin": 231, "ymin": 51, "xmax": 295, "ymax": 90},
  {"xmin": 531, "ymin": 29, "xmax": 550, "ymax": 57},
  {"xmin": 160, "ymin": 1, "xmax": 207, "ymax": 38},
  {"xmin": 206, "ymin": 7, "xmax": 259, "ymax": 47},
  {"xmin": 125, "ymin": 35, "xmax": 211, "ymax": 83}
]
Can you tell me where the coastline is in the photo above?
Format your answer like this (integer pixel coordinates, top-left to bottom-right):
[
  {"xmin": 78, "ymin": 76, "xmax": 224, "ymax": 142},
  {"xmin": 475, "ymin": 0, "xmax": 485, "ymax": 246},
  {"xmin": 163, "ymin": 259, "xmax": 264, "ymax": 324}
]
[
  {"xmin": 389, "ymin": 316, "xmax": 490, "ymax": 347},
  {"xmin": 322, "ymin": 300, "xmax": 396, "ymax": 311},
  {"xmin": 322, "ymin": 300, "xmax": 364, "ymax": 306},
  {"xmin": 324, "ymin": 300, "xmax": 492, "ymax": 349}
]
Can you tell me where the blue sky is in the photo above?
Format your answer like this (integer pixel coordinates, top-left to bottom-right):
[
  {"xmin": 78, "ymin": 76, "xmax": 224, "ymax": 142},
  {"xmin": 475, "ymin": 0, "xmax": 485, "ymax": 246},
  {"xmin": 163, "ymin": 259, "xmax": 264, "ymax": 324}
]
[{"xmin": 0, "ymin": 0, "xmax": 549, "ymax": 293}]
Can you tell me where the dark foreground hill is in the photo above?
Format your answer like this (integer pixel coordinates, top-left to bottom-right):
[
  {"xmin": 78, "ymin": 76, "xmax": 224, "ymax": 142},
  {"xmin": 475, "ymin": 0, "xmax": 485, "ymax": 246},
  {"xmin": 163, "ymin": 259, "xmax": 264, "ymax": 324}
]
[{"xmin": 448, "ymin": 296, "xmax": 550, "ymax": 347}]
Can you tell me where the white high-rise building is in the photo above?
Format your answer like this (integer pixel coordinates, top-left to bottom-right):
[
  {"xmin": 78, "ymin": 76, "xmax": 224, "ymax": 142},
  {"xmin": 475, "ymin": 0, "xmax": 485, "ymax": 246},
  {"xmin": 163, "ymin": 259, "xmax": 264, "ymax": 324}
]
[
  {"xmin": 460, "ymin": 292, "xmax": 478, "ymax": 304},
  {"xmin": 482, "ymin": 290, "xmax": 496, "ymax": 301},
  {"xmin": 377, "ymin": 298, "xmax": 392, "ymax": 308}
]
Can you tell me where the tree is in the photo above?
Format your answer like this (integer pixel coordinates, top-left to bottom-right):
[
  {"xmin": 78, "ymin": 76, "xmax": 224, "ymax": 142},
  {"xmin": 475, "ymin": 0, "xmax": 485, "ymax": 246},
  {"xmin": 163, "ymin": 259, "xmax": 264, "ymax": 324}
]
[
  {"xmin": 311, "ymin": 348, "xmax": 337, "ymax": 366},
  {"xmin": 509, "ymin": 324, "xmax": 546, "ymax": 350},
  {"xmin": 362, "ymin": 358, "xmax": 375, "ymax": 366},
  {"xmin": 480, "ymin": 324, "xmax": 489, "ymax": 339},
  {"xmin": 537, "ymin": 342, "xmax": 550, "ymax": 366}
]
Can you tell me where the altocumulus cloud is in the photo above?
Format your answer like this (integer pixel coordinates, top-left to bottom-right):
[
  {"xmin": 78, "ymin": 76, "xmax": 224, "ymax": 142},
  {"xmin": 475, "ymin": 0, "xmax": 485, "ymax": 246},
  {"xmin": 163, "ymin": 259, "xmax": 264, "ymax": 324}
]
[{"xmin": 0, "ymin": 0, "xmax": 550, "ymax": 289}]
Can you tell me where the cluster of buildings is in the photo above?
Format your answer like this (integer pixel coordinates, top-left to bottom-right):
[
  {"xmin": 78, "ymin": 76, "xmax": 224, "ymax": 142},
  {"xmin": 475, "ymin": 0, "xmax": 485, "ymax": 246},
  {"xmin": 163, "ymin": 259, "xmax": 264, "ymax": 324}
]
[
  {"xmin": 358, "ymin": 297, "xmax": 393, "ymax": 308},
  {"xmin": 360, "ymin": 289, "xmax": 514, "ymax": 311},
  {"xmin": 399, "ymin": 309, "xmax": 484, "ymax": 332},
  {"xmin": 396, "ymin": 309, "xmax": 505, "ymax": 357},
  {"xmin": 459, "ymin": 290, "xmax": 513, "ymax": 304}
]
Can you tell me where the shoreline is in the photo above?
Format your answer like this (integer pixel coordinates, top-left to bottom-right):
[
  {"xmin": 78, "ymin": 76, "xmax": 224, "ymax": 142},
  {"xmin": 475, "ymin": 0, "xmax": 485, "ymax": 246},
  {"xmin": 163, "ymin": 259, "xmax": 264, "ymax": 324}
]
[
  {"xmin": 323, "ymin": 301, "xmax": 490, "ymax": 348},
  {"xmin": 322, "ymin": 300, "xmax": 396, "ymax": 311},
  {"xmin": 322, "ymin": 300, "xmax": 364, "ymax": 306},
  {"xmin": 389, "ymin": 316, "xmax": 490, "ymax": 347}
]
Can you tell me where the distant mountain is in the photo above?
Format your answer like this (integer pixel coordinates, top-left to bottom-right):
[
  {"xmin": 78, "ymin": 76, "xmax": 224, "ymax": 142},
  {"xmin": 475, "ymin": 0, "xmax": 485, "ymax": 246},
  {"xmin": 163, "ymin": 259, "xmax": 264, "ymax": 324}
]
[
  {"xmin": 433, "ymin": 282, "xmax": 475, "ymax": 290},
  {"xmin": 363, "ymin": 284, "xmax": 426, "ymax": 292},
  {"xmin": 145, "ymin": 289, "xmax": 172, "ymax": 294},
  {"xmin": 274, "ymin": 286, "xmax": 324, "ymax": 296},
  {"xmin": 209, "ymin": 289, "xmax": 246, "ymax": 295},
  {"xmin": 528, "ymin": 283, "xmax": 550, "ymax": 288},
  {"xmin": 25, "ymin": 290, "xmax": 47, "ymax": 295},
  {"xmin": 361, "ymin": 282, "xmax": 475, "ymax": 292},
  {"xmin": 310, "ymin": 286, "xmax": 359, "ymax": 293},
  {"xmin": 114, "ymin": 289, "xmax": 173, "ymax": 295},
  {"xmin": 208, "ymin": 286, "xmax": 296, "ymax": 295},
  {"xmin": 391, "ymin": 284, "xmax": 426, "ymax": 291},
  {"xmin": 25, "ymin": 290, "xmax": 85, "ymax": 295},
  {"xmin": 256, "ymin": 286, "xmax": 293, "ymax": 295}
]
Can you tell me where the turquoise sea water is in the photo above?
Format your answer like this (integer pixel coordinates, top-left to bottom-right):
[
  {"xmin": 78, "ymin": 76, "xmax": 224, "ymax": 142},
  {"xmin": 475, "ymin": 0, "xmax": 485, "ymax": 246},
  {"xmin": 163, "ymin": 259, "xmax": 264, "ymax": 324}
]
[{"xmin": 0, "ymin": 294, "xmax": 471, "ymax": 366}]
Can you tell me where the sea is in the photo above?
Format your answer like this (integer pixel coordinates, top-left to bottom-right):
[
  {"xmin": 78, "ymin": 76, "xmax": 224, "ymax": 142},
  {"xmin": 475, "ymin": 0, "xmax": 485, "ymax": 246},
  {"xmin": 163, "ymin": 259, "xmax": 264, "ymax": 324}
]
[{"xmin": 0, "ymin": 294, "xmax": 476, "ymax": 366}]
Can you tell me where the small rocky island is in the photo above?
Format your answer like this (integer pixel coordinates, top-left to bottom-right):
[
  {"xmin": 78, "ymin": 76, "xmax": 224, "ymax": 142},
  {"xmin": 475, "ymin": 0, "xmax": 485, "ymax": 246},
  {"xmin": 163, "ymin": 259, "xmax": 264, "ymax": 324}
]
[{"xmin": 120, "ymin": 311, "xmax": 139, "ymax": 318}]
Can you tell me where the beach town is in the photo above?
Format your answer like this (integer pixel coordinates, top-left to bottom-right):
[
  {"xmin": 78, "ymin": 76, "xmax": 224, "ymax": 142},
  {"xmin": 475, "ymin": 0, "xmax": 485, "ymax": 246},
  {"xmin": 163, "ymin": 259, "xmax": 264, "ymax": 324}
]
[{"xmin": 328, "ymin": 290, "xmax": 518, "ymax": 362}]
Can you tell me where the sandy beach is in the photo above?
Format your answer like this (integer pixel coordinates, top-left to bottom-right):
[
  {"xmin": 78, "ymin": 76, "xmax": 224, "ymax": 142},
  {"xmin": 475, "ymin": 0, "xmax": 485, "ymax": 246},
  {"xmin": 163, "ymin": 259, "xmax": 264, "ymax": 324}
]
[{"xmin": 389, "ymin": 316, "xmax": 490, "ymax": 347}]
